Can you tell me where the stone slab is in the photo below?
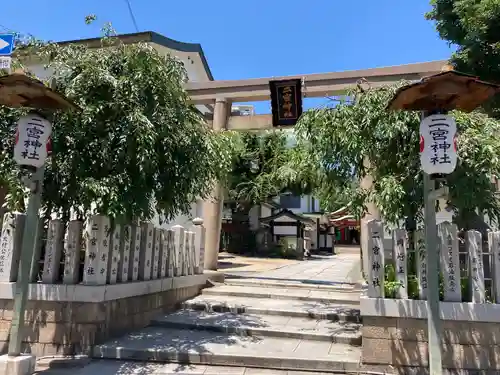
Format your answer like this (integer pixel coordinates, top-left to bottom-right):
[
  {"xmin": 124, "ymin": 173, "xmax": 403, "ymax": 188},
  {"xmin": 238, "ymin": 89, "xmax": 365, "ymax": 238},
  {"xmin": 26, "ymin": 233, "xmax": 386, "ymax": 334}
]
[
  {"xmin": 0, "ymin": 354, "xmax": 35, "ymax": 375},
  {"xmin": 92, "ymin": 326, "xmax": 360, "ymax": 373},
  {"xmin": 361, "ymin": 296, "xmax": 500, "ymax": 323},
  {"xmin": 183, "ymin": 295, "xmax": 361, "ymax": 323},
  {"xmin": 150, "ymin": 309, "xmax": 362, "ymax": 345},
  {"xmin": 0, "ymin": 274, "xmax": 207, "ymax": 302},
  {"xmin": 224, "ymin": 277, "xmax": 358, "ymax": 291},
  {"xmin": 201, "ymin": 284, "xmax": 360, "ymax": 304}
]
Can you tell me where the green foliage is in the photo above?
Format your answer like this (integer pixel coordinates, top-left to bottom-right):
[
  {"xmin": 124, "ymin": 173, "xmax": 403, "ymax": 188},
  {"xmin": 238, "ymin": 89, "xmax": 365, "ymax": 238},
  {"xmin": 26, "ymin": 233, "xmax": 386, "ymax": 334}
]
[
  {"xmin": 227, "ymin": 130, "xmax": 313, "ymax": 205},
  {"xmin": 1, "ymin": 26, "xmax": 233, "ymax": 222},
  {"xmin": 427, "ymin": 0, "xmax": 500, "ymax": 117},
  {"xmin": 293, "ymin": 83, "xmax": 500, "ymax": 225}
]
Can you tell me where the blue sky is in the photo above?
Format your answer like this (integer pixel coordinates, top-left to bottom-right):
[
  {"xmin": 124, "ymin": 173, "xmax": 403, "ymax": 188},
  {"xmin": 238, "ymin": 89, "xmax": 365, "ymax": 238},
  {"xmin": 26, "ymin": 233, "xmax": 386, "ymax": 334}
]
[{"xmin": 3, "ymin": 0, "xmax": 453, "ymax": 113}]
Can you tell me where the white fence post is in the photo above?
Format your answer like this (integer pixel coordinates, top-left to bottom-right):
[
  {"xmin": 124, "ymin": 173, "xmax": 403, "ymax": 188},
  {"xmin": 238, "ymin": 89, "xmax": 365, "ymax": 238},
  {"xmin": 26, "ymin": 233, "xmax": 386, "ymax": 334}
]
[
  {"xmin": 107, "ymin": 224, "xmax": 122, "ymax": 284},
  {"xmin": 139, "ymin": 222, "xmax": 154, "ymax": 281},
  {"xmin": 63, "ymin": 220, "xmax": 83, "ymax": 284},
  {"xmin": 366, "ymin": 219, "xmax": 385, "ymax": 298},
  {"xmin": 185, "ymin": 230, "xmax": 193, "ymax": 275},
  {"xmin": 83, "ymin": 215, "xmax": 111, "ymax": 285},
  {"xmin": 159, "ymin": 229, "xmax": 168, "ymax": 278},
  {"xmin": 489, "ymin": 231, "xmax": 500, "ymax": 303},
  {"xmin": 166, "ymin": 229, "xmax": 175, "ymax": 277},
  {"xmin": 192, "ymin": 218, "xmax": 205, "ymax": 274},
  {"xmin": 438, "ymin": 222, "xmax": 461, "ymax": 302},
  {"xmin": 42, "ymin": 219, "xmax": 64, "ymax": 283},
  {"xmin": 393, "ymin": 229, "xmax": 408, "ymax": 299},
  {"xmin": 152, "ymin": 228, "xmax": 162, "ymax": 279},
  {"xmin": 129, "ymin": 224, "xmax": 141, "ymax": 281},
  {"xmin": 415, "ymin": 230, "xmax": 428, "ymax": 300},
  {"xmin": 467, "ymin": 230, "xmax": 485, "ymax": 303},
  {"xmin": 172, "ymin": 225, "xmax": 185, "ymax": 276},
  {"xmin": 189, "ymin": 231, "xmax": 196, "ymax": 275},
  {"xmin": 118, "ymin": 225, "xmax": 132, "ymax": 283},
  {"xmin": 0, "ymin": 213, "xmax": 26, "ymax": 282}
]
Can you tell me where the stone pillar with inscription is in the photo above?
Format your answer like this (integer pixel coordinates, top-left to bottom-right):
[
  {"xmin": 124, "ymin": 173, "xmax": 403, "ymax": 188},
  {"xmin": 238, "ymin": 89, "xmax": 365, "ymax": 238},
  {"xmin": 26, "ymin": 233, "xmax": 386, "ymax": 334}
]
[
  {"xmin": 366, "ymin": 219, "xmax": 385, "ymax": 298},
  {"xmin": 172, "ymin": 225, "xmax": 185, "ymax": 276},
  {"xmin": 152, "ymin": 228, "xmax": 162, "ymax": 279},
  {"xmin": 159, "ymin": 229, "xmax": 168, "ymax": 278},
  {"xmin": 138, "ymin": 222, "xmax": 154, "ymax": 281},
  {"xmin": 438, "ymin": 222, "xmax": 461, "ymax": 302},
  {"xmin": 189, "ymin": 231, "xmax": 196, "ymax": 275},
  {"xmin": 393, "ymin": 229, "xmax": 408, "ymax": 299},
  {"xmin": 0, "ymin": 213, "xmax": 25, "ymax": 282},
  {"xmin": 83, "ymin": 215, "xmax": 111, "ymax": 285},
  {"xmin": 489, "ymin": 231, "xmax": 500, "ymax": 303},
  {"xmin": 184, "ymin": 230, "xmax": 192, "ymax": 275},
  {"xmin": 42, "ymin": 219, "xmax": 64, "ymax": 283},
  {"xmin": 118, "ymin": 225, "xmax": 132, "ymax": 283},
  {"xmin": 128, "ymin": 224, "xmax": 141, "ymax": 281},
  {"xmin": 192, "ymin": 218, "xmax": 205, "ymax": 274},
  {"xmin": 107, "ymin": 224, "xmax": 121, "ymax": 284},
  {"xmin": 467, "ymin": 230, "xmax": 485, "ymax": 303},
  {"xmin": 63, "ymin": 220, "xmax": 83, "ymax": 284},
  {"xmin": 166, "ymin": 229, "xmax": 175, "ymax": 277},
  {"xmin": 414, "ymin": 230, "xmax": 428, "ymax": 300}
]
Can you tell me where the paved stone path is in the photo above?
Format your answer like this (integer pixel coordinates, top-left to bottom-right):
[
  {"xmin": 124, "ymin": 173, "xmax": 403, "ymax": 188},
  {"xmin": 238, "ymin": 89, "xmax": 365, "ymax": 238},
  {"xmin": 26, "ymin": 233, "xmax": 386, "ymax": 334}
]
[
  {"xmin": 247, "ymin": 252, "xmax": 362, "ymax": 285},
  {"xmin": 36, "ymin": 252, "xmax": 364, "ymax": 375}
]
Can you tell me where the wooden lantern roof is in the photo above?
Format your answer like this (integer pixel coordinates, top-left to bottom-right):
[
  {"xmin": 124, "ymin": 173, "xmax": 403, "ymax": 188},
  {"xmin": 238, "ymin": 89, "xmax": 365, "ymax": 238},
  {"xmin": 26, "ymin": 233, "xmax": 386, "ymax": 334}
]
[
  {"xmin": 387, "ymin": 70, "xmax": 500, "ymax": 113},
  {"xmin": 0, "ymin": 73, "xmax": 78, "ymax": 111}
]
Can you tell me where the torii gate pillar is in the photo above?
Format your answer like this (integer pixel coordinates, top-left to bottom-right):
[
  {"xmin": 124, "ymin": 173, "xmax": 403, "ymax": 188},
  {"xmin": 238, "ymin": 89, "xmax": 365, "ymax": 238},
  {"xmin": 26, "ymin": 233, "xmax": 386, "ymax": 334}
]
[{"xmin": 202, "ymin": 98, "xmax": 230, "ymax": 270}]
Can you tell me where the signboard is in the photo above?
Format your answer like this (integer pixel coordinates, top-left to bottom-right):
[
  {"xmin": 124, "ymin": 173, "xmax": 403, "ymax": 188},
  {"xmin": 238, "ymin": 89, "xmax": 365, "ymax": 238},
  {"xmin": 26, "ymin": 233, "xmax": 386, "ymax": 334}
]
[
  {"xmin": 419, "ymin": 114, "xmax": 457, "ymax": 175},
  {"xmin": 13, "ymin": 114, "xmax": 52, "ymax": 168},
  {"xmin": 0, "ymin": 34, "xmax": 14, "ymax": 56},
  {"xmin": 0, "ymin": 57, "xmax": 11, "ymax": 70},
  {"xmin": 270, "ymin": 79, "xmax": 303, "ymax": 127},
  {"xmin": 0, "ymin": 34, "xmax": 14, "ymax": 71}
]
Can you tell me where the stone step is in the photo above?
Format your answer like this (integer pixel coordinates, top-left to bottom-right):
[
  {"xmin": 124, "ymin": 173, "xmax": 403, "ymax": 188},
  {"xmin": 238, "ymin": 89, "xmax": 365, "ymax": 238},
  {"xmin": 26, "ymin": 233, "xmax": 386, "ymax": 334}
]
[
  {"xmin": 201, "ymin": 284, "xmax": 360, "ymax": 305},
  {"xmin": 93, "ymin": 326, "xmax": 361, "ymax": 373},
  {"xmin": 183, "ymin": 295, "xmax": 361, "ymax": 323},
  {"xmin": 39, "ymin": 359, "xmax": 360, "ymax": 375},
  {"xmin": 150, "ymin": 309, "xmax": 362, "ymax": 345},
  {"xmin": 224, "ymin": 277, "xmax": 360, "ymax": 292}
]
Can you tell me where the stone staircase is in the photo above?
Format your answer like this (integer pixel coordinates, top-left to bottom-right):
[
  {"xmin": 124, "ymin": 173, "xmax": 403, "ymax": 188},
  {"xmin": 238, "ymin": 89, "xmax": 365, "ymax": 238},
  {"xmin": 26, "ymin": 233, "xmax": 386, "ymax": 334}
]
[{"xmin": 92, "ymin": 277, "xmax": 363, "ymax": 373}]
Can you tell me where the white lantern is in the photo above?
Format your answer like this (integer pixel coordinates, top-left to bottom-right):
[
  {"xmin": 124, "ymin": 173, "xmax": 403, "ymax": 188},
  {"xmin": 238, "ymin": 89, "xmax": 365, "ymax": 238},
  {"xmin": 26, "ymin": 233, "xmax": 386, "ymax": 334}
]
[
  {"xmin": 419, "ymin": 114, "xmax": 457, "ymax": 175},
  {"xmin": 13, "ymin": 113, "xmax": 52, "ymax": 168}
]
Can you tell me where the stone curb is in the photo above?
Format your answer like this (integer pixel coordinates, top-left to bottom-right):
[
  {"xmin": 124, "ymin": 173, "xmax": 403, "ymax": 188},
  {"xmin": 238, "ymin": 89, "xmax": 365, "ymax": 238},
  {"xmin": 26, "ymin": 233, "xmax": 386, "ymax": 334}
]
[
  {"xmin": 92, "ymin": 346, "xmax": 361, "ymax": 373},
  {"xmin": 182, "ymin": 301, "xmax": 362, "ymax": 323},
  {"xmin": 149, "ymin": 319, "xmax": 362, "ymax": 346}
]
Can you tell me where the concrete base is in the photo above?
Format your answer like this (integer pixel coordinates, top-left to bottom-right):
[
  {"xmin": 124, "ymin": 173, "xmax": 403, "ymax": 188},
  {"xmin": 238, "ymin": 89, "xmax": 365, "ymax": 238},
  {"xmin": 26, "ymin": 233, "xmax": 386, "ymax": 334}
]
[
  {"xmin": 0, "ymin": 354, "xmax": 36, "ymax": 375},
  {"xmin": 204, "ymin": 270, "xmax": 225, "ymax": 283}
]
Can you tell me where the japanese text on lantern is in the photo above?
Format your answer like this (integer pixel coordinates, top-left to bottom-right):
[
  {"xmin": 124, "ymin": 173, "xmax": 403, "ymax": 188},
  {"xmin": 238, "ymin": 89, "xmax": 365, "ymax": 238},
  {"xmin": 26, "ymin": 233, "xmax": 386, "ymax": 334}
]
[
  {"xmin": 13, "ymin": 114, "xmax": 52, "ymax": 168},
  {"xmin": 419, "ymin": 114, "xmax": 457, "ymax": 175}
]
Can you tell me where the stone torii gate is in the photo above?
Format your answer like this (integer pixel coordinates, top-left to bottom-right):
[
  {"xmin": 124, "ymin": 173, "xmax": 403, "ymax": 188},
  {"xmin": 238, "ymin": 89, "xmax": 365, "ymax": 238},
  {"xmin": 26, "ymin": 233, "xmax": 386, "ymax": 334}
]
[{"xmin": 185, "ymin": 60, "xmax": 448, "ymax": 270}]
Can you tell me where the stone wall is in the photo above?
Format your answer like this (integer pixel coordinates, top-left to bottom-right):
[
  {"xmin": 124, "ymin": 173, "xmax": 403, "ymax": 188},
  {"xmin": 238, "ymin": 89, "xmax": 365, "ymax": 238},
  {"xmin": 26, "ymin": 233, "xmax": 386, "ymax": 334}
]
[
  {"xmin": 0, "ymin": 283, "xmax": 204, "ymax": 357},
  {"xmin": 363, "ymin": 316, "xmax": 500, "ymax": 374}
]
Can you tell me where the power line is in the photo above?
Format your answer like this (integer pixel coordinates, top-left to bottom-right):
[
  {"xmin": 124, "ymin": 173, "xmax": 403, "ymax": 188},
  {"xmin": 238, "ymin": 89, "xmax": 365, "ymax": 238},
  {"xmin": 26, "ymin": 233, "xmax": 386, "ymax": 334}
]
[{"xmin": 124, "ymin": 0, "xmax": 140, "ymax": 32}]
